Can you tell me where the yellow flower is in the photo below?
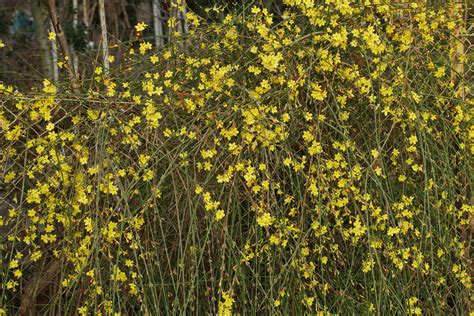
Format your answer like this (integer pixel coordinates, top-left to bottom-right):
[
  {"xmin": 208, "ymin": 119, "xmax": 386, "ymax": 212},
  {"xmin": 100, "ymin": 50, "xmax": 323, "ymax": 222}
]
[
  {"xmin": 218, "ymin": 291, "xmax": 234, "ymax": 316},
  {"xmin": 434, "ymin": 66, "xmax": 445, "ymax": 78},
  {"xmin": 48, "ymin": 32, "xmax": 56, "ymax": 41},
  {"xmin": 257, "ymin": 212, "xmax": 274, "ymax": 228},
  {"xmin": 186, "ymin": 11, "xmax": 201, "ymax": 27},
  {"xmin": 362, "ymin": 258, "xmax": 375, "ymax": 273},
  {"xmin": 215, "ymin": 210, "xmax": 225, "ymax": 221},
  {"xmin": 84, "ymin": 217, "xmax": 93, "ymax": 233},
  {"xmin": 408, "ymin": 135, "xmax": 418, "ymax": 145},
  {"xmin": 111, "ymin": 266, "xmax": 127, "ymax": 282},
  {"xmin": 260, "ymin": 52, "xmax": 283, "ymax": 72},
  {"xmin": 135, "ymin": 22, "xmax": 147, "ymax": 32},
  {"xmin": 369, "ymin": 304, "xmax": 375, "ymax": 313},
  {"xmin": 42, "ymin": 79, "xmax": 57, "ymax": 94},
  {"xmin": 13, "ymin": 269, "xmax": 22, "ymax": 279},
  {"xmin": 150, "ymin": 54, "xmax": 159, "ymax": 64},
  {"xmin": 387, "ymin": 227, "xmax": 400, "ymax": 236},
  {"xmin": 95, "ymin": 66, "xmax": 103, "ymax": 75},
  {"xmin": 371, "ymin": 149, "xmax": 379, "ymax": 159},
  {"xmin": 308, "ymin": 141, "xmax": 322, "ymax": 155},
  {"xmin": 139, "ymin": 42, "xmax": 152, "ymax": 55},
  {"xmin": 195, "ymin": 185, "xmax": 203, "ymax": 195},
  {"xmin": 9, "ymin": 259, "xmax": 19, "ymax": 269},
  {"xmin": 4, "ymin": 171, "xmax": 16, "ymax": 183},
  {"xmin": 311, "ymin": 82, "xmax": 327, "ymax": 101},
  {"xmin": 31, "ymin": 251, "xmax": 42, "ymax": 262},
  {"xmin": 26, "ymin": 189, "xmax": 41, "ymax": 204},
  {"xmin": 142, "ymin": 169, "xmax": 154, "ymax": 182},
  {"xmin": 251, "ymin": 6, "xmax": 261, "ymax": 14}
]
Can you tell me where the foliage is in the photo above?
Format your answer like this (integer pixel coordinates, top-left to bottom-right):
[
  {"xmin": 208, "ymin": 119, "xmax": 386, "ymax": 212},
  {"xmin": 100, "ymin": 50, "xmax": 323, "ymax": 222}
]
[
  {"xmin": 65, "ymin": 22, "xmax": 90, "ymax": 53},
  {"xmin": 0, "ymin": 1, "xmax": 472, "ymax": 314}
]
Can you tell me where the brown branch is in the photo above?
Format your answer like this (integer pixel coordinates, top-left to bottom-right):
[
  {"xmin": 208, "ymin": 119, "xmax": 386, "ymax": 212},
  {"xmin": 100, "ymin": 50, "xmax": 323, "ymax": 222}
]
[{"xmin": 18, "ymin": 259, "xmax": 62, "ymax": 316}]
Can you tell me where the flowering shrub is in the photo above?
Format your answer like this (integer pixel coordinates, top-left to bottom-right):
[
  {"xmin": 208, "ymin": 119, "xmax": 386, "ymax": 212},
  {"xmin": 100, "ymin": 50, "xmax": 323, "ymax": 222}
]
[{"xmin": 1, "ymin": 1, "xmax": 472, "ymax": 314}]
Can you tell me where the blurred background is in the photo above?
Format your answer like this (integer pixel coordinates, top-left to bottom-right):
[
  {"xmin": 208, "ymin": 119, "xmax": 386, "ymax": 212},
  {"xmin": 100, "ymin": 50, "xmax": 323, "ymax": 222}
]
[{"xmin": 0, "ymin": 0, "xmax": 286, "ymax": 89}]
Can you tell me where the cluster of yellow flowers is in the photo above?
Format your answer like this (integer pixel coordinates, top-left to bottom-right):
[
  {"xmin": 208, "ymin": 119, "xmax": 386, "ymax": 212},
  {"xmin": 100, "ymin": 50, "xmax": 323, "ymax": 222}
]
[{"xmin": 0, "ymin": 0, "xmax": 472, "ymax": 314}]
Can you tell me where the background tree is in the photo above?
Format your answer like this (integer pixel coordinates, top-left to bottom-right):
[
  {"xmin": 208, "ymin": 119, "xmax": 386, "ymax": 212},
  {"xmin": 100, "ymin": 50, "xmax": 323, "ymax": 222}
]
[{"xmin": 30, "ymin": 0, "xmax": 53, "ymax": 80}]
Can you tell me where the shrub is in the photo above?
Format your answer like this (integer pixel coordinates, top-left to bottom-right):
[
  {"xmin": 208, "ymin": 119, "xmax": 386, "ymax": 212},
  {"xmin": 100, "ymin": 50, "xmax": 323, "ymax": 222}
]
[{"xmin": 0, "ymin": 1, "xmax": 472, "ymax": 314}]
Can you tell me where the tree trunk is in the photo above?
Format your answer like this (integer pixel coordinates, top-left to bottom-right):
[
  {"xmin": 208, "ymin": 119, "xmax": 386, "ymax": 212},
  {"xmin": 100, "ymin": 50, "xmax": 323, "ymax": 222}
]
[
  {"xmin": 46, "ymin": 0, "xmax": 80, "ymax": 91},
  {"xmin": 72, "ymin": 0, "xmax": 78, "ymax": 72},
  {"xmin": 180, "ymin": 0, "xmax": 189, "ymax": 35},
  {"xmin": 136, "ymin": 0, "xmax": 152, "ymax": 26},
  {"xmin": 31, "ymin": 0, "xmax": 53, "ymax": 80},
  {"xmin": 98, "ymin": 0, "xmax": 109, "ymax": 74},
  {"xmin": 51, "ymin": 20, "xmax": 59, "ymax": 81},
  {"xmin": 153, "ymin": 0, "xmax": 165, "ymax": 47}
]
